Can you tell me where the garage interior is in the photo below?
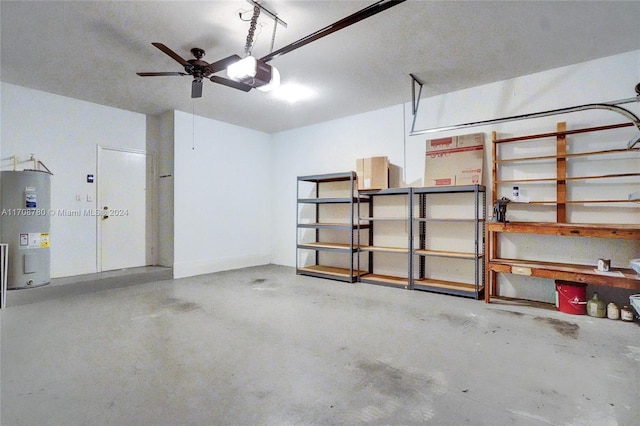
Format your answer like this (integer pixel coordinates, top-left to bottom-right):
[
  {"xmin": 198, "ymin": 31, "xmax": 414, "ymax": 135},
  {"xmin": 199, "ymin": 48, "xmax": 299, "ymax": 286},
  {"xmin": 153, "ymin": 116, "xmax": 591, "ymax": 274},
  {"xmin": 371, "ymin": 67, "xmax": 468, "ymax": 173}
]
[{"xmin": 1, "ymin": 1, "xmax": 639, "ymax": 425}]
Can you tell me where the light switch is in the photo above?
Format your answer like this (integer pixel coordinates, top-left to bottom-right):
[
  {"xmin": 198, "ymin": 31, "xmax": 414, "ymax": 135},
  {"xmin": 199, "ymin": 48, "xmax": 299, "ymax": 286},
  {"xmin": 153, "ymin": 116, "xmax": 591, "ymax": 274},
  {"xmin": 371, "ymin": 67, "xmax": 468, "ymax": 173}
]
[
  {"xmin": 87, "ymin": 194, "xmax": 93, "ymax": 202},
  {"xmin": 76, "ymin": 194, "xmax": 82, "ymax": 201}
]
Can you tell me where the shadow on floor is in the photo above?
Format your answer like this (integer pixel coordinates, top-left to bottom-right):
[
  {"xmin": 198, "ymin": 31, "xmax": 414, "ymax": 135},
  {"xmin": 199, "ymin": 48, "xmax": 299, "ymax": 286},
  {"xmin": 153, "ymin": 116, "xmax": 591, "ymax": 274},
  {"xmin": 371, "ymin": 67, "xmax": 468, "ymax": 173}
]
[{"xmin": 5, "ymin": 266, "xmax": 173, "ymax": 307}]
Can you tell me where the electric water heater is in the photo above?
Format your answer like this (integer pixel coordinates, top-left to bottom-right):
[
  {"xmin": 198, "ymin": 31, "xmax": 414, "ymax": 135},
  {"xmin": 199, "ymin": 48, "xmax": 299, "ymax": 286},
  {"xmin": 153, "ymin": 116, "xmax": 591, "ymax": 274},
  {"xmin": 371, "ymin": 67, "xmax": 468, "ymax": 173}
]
[{"xmin": 0, "ymin": 170, "xmax": 52, "ymax": 289}]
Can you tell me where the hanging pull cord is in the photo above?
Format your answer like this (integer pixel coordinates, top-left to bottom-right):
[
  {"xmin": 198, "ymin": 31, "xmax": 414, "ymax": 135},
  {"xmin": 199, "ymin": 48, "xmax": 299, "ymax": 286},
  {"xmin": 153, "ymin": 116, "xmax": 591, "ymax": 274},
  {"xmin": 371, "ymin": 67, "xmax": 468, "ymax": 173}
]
[{"xmin": 244, "ymin": 4, "xmax": 261, "ymax": 57}]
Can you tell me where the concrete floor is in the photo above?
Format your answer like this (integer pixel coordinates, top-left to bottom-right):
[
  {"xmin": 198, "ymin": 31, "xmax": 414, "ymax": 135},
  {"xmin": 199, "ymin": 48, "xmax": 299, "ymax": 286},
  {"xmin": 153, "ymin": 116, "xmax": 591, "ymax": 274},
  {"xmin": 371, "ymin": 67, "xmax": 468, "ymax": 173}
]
[{"xmin": 1, "ymin": 264, "xmax": 639, "ymax": 425}]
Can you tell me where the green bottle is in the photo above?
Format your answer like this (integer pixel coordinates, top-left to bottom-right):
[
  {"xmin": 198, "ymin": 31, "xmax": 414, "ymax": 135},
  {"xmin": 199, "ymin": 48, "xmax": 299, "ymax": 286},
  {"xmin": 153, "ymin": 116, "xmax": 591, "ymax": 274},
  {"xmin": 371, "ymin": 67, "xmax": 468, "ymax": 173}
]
[{"xmin": 587, "ymin": 292, "xmax": 606, "ymax": 318}]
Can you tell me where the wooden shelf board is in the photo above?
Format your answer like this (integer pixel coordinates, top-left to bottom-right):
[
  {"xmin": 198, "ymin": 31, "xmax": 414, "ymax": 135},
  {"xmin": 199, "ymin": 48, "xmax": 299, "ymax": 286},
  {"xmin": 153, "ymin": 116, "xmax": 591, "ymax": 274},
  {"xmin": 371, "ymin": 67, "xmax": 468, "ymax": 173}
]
[
  {"xmin": 413, "ymin": 185, "xmax": 486, "ymax": 194},
  {"xmin": 486, "ymin": 221, "xmax": 640, "ymax": 239},
  {"xmin": 297, "ymin": 265, "xmax": 365, "ymax": 278},
  {"xmin": 360, "ymin": 245, "xmax": 409, "ymax": 254},
  {"xmin": 359, "ymin": 274, "xmax": 409, "ymax": 287},
  {"xmin": 505, "ymin": 199, "xmax": 638, "ymax": 205},
  {"xmin": 496, "ymin": 177, "xmax": 557, "ymax": 184},
  {"xmin": 414, "ymin": 249, "xmax": 482, "ymax": 259},
  {"xmin": 359, "ymin": 188, "xmax": 412, "ymax": 196},
  {"xmin": 413, "ymin": 278, "xmax": 483, "ymax": 294},
  {"xmin": 298, "ymin": 172, "xmax": 356, "ymax": 183},
  {"xmin": 298, "ymin": 222, "xmax": 369, "ymax": 229},
  {"xmin": 495, "ymin": 147, "xmax": 636, "ymax": 163},
  {"xmin": 488, "ymin": 258, "xmax": 640, "ymax": 290},
  {"xmin": 298, "ymin": 197, "xmax": 364, "ymax": 204},
  {"xmin": 415, "ymin": 218, "xmax": 485, "ymax": 223},
  {"xmin": 496, "ymin": 172, "xmax": 640, "ymax": 184},
  {"xmin": 297, "ymin": 242, "xmax": 357, "ymax": 251},
  {"xmin": 493, "ymin": 122, "xmax": 634, "ymax": 144},
  {"xmin": 360, "ymin": 217, "xmax": 408, "ymax": 221}
]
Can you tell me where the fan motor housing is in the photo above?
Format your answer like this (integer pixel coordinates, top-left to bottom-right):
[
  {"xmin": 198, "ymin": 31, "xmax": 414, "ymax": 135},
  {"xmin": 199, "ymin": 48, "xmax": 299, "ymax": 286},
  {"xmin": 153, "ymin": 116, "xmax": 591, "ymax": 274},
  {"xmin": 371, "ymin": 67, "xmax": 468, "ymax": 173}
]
[{"xmin": 251, "ymin": 61, "xmax": 274, "ymax": 88}]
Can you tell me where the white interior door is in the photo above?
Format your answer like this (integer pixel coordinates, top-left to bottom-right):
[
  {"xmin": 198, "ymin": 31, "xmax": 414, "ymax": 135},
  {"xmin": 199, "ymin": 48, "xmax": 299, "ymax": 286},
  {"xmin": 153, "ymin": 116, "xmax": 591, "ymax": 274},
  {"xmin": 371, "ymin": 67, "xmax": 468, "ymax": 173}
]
[{"xmin": 97, "ymin": 147, "xmax": 152, "ymax": 272}]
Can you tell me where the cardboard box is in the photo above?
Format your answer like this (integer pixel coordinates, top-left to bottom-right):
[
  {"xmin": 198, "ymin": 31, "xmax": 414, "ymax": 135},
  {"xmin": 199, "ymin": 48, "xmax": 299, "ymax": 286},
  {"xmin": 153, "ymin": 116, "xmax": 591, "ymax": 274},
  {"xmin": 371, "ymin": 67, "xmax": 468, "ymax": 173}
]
[
  {"xmin": 356, "ymin": 156, "xmax": 389, "ymax": 190},
  {"xmin": 424, "ymin": 133, "xmax": 484, "ymax": 187}
]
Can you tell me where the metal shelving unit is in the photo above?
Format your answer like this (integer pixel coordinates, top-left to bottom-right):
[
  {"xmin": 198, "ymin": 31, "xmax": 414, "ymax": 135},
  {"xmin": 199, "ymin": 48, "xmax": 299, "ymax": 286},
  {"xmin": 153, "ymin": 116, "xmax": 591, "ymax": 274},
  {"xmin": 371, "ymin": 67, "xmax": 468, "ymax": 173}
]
[
  {"xmin": 296, "ymin": 175, "xmax": 486, "ymax": 296},
  {"xmin": 412, "ymin": 185, "xmax": 486, "ymax": 299},
  {"xmin": 296, "ymin": 172, "xmax": 369, "ymax": 282},
  {"xmin": 358, "ymin": 188, "xmax": 413, "ymax": 289}
]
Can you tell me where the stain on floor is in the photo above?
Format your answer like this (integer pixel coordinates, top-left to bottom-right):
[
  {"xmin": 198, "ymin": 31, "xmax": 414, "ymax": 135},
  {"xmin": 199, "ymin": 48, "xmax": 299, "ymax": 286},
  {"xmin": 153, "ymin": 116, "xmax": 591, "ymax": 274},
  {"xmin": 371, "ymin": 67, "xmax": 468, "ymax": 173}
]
[
  {"xmin": 495, "ymin": 310, "xmax": 525, "ymax": 317},
  {"xmin": 534, "ymin": 316, "xmax": 579, "ymax": 339},
  {"xmin": 161, "ymin": 298, "xmax": 201, "ymax": 313},
  {"xmin": 356, "ymin": 359, "xmax": 419, "ymax": 397}
]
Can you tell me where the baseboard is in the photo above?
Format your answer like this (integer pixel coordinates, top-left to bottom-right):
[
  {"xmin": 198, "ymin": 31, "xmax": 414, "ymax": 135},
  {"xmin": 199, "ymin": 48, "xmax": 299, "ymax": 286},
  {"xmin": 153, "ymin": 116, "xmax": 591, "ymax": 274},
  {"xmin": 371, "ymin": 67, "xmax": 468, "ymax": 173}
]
[{"xmin": 173, "ymin": 255, "xmax": 271, "ymax": 279}]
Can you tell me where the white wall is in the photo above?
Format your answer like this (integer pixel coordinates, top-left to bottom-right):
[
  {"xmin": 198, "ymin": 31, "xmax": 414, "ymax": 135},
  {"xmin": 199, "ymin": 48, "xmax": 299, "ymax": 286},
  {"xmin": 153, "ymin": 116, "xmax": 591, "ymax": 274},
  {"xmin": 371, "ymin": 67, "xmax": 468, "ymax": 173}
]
[
  {"xmin": 0, "ymin": 85, "xmax": 272, "ymax": 280},
  {"xmin": 153, "ymin": 111, "xmax": 175, "ymax": 267},
  {"xmin": 408, "ymin": 50, "xmax": 640, "ymax": 303},
  {"xmin": 0, "ymin": 83, "xmax": 147, "ymax": 277},
  {"xmin": 270, "ymin": 104, "xmax": 409, "ymax": 267},
  {"xmin": 172, "ymin": 111, "xmax": 272, "ymax": 278},
  {"xmin": 2, "ymin": 50, "xmax": 638, "ymax": 301},
  {"xmin": 271, "ymin": 50, "xmax": 640, "ymax": 303}
]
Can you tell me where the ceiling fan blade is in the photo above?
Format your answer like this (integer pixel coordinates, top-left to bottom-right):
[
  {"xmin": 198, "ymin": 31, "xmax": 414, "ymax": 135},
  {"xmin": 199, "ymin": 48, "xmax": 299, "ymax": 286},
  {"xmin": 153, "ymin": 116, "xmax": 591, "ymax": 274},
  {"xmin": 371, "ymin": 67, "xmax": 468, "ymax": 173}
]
[
  {"xmin": 192, "ymin": 79, "xmax": 203, "ymax": 98},
  {"xmin": 260, "ymin": 0, "xmax": 406, "ymax": 63},
  {"xmin": 205, "ymin": 54, "xmax": 242, "ymax": 74},
  {"xmin": 137, "ymin": 72, "xmax": 186, "ymax": 77},
  {"xmin": 210, "ymin": 76, "xmax": 252, "ymax": 92},
  {"xmin": 151, "ymin": 42, "xmax": 190, "ymax": 66}
]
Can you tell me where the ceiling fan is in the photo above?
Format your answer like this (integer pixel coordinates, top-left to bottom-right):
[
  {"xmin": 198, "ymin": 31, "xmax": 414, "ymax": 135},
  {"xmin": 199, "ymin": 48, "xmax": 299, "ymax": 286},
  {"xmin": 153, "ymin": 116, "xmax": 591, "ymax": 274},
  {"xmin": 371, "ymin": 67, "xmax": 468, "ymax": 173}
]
[
  {"xmin": 137, "ymin": 0, "xmax": 406, "ymax": 98},
  {"xmin": 137, "ymin": 43, "xmax": 251, "ymax": 98}
]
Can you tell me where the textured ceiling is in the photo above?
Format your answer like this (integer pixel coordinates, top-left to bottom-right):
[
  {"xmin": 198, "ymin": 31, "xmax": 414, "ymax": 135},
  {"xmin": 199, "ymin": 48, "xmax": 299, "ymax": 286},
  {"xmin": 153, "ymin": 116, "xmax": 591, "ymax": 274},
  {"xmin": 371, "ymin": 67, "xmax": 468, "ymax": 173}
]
[{"xmin": 2, "ymin": 1, "xmax": 639, "ymax": 133}]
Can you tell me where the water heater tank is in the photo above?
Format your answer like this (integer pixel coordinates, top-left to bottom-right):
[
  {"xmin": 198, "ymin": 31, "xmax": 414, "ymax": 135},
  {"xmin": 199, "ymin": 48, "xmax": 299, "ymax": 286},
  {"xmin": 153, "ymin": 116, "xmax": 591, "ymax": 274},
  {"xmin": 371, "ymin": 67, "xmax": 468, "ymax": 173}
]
[{"xmin": 0, "ymin": 170, "xmax": 51, "ymax": 289}]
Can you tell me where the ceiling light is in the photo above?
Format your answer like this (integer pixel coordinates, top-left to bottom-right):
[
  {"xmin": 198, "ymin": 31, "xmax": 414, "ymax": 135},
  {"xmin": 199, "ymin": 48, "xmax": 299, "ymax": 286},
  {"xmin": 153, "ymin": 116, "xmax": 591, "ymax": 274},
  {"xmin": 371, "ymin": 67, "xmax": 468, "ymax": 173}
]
[{"xmin": 227, "ymin": 56, "xmax": 280, "ymax": 92}]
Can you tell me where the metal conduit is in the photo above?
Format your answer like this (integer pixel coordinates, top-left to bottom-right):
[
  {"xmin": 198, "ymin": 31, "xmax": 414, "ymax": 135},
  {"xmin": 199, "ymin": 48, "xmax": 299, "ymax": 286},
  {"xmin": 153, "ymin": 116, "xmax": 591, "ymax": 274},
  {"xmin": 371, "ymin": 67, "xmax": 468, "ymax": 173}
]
[{"xmin": 410, "ymin": 95, "xmax": 640, "ymax": 136}]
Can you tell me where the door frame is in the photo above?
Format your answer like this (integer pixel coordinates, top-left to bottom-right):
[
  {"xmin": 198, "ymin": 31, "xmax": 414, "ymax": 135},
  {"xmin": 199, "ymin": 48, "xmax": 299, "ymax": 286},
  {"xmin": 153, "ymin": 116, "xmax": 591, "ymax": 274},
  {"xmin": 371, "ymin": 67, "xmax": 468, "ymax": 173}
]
[{"xmin": 96, "ymin": 145, "xmax": 157, "ymax": 272}]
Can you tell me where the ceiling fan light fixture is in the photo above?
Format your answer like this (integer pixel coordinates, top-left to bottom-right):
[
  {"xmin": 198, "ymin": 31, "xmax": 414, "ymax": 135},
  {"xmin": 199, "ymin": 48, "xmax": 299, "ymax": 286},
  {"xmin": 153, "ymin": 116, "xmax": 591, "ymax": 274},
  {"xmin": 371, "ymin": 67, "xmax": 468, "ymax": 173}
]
[
  {"xmin": 227, "ymin": 56, "xmax": 280, "ymax": 91},
  {"xmin": 227, "ymin": 56, "xmax": 257, "ymax": 80}
]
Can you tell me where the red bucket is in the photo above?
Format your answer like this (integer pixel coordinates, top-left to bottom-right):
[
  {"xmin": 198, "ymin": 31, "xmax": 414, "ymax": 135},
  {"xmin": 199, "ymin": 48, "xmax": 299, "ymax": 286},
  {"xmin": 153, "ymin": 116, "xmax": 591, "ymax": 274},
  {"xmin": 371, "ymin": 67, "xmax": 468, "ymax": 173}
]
[{"xmin": 555, "ymin": 281, "xmax": 586, "ymax": 315}]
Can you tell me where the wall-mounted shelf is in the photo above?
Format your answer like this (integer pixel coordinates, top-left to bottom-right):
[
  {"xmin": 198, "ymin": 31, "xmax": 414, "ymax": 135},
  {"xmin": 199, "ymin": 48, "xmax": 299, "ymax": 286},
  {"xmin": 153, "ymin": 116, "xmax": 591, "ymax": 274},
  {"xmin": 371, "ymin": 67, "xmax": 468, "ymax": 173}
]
[
  {"xmin": 492, "ymin": 121, "xmax": 640, "ymax": 212},
  {"xmin": 487, "ymin": 121, "xmax": 640, "ymax": 303}
]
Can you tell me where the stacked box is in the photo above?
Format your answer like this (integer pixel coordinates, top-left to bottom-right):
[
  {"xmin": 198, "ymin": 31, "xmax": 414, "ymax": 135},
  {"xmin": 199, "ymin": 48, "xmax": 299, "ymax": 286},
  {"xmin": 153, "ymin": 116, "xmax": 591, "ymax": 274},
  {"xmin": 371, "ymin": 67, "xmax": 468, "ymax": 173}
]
[
  {"xmin": 356, "ymin": 156, "xmax": 389, "ymax": 190},
  {"xmin": 424, "ymin": 133, "xmax": 484, "ymax": 187}
]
